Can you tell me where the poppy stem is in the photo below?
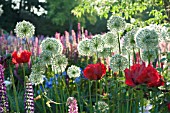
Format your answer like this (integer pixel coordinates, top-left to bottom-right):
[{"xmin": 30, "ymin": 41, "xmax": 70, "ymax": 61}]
[
  {"xmin": 95, "ymin": 81, "xmax": 98, "ymax": 111},
  {"xmin": 9, "ymin": 63, "xmax": 20, "ymax": 112},
  {"xmin": 88, "ymin": 81, "xmax": 93, "ymax": 113},
  {"xmin": 22, "ymin": 63, "xmax": 26, "ymax": 88}
]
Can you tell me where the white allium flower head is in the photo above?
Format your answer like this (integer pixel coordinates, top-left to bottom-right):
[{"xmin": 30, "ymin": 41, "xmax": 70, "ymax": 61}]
[
  {"xmin": 31, "ymin": 61, "xmax": 46, "ymax": 74},
  {"xmin": 122, "ymin": 28, "xmax": 139, "ymax": 51},
  {"xmin": 93, "ymin": 101, "xmax": 109, "ymax": 113},
  {"xmin": 29, "ymin": 72, "xmax": 44, "ymax": 86},
  {"xmin": 52, "ymin": 54, "xmax": 68, "ymax": 74},
  {"xmin": 146, "ymin": 24, "xmax": 168, "ymax": 41},
  {"xmin": 40, "ymin": 51, "xmax": 53, "ymax": 65},
  {"xmin": 98, "ymin": 48, "xmax": 112, "ymax": 58},
  {"xmin": 103, "ymin": 32, "xmax": 118, "ymax": 48},
  {"xmin": 110, "ymin": 54, "xmax": 128, "ymax": 72},
  {"xmin": 14, "ymin": 20, "xmax": 35, "ymax": 38},
  {"xmin": 141, "ymin": 49, "xmax": 157, "ymax": 62},
  {"xmin": 77, "ymin": 39, "xmax": 93, "ymax": 56},
  {"xmin": 40, "ymin": 38, "xmax": 63, "ymax": 54},
  {"xmin": 135, "ymin": 28, "xmax": 159, "ymax": 50},
  {"xmin": 90, "ymin": 34, "xmax": 104, "ymax": 52},
  {"xmin": 67, "ymin": 65, "xmax": 81, "ymax": 78},
  {"xmin": 107, "ymin": 16, "xmax": 126, "ymax": 32}
]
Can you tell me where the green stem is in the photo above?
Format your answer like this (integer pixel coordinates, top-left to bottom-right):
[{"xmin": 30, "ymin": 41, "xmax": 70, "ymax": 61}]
[
  {"xmin": 77, "ymin": 84, "xmax": 83, "ymax": 113},
  {"xmin": 9, "ymin": 64, "xmax": 20, "ymax": 112},
  {"xmin": 22, "ymin": 64, "xmax": 26, "ymax": 88},
  {"xmin": 54, "ymin": 75, "xmax": 59, "ymax": 113},
  {"xmin": 126, "ymin": 88, "xmax": 129, "ymax": 113},
  {"xmin": 89, "ymin": 81, "xmax": 93, "ymax": 113},
  {"xmin": 106, "ymin": 78, "xmax": 110, "ymax": 113},
  {"xmin": 99, "ymin": 80, "xmax": 102, "ymax": 100},
  {"xmin": 38, "ymin": 85, "xmax": 46, "ymax": 113},
  {"xmin": 128, "ymin": 53, "xmax": 131, "ymax": 69},
  {"xmin": 147, "ymin": 49, "xmax": 151, "ymax": 64},
  {"xmin": 133, "ymin": 47, "xmax": 136, "ymax": 64},
  {"xmin": 117, "ymin": 32, "xmax": 121, "ymax": 54},
  {"xmin": 95, "ymin": 81, "xmax": 98, "ymax": 111},
  {"xmin": 58, "ymin": 77, "xmax": 65, "ymax": 113}
]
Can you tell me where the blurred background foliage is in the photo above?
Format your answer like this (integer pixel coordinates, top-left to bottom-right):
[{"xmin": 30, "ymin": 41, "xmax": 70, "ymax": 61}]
[{"xmin": 0, "ymin": 0, "xmax": 169, "ymax": 36}]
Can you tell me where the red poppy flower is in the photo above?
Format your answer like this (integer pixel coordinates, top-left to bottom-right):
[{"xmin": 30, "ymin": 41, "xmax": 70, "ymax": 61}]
[
  {"xmin": 124, "ymin": 63, "xmax": 164, "ymax": 87},
  {"xmin": 83, "ymin": 63, "xmax": 106, "ymax": 80},
  {"xmin": 167, "ymin": 103, "xmax": 170, "ymax": 111},
  {"xmin": 12, "ymin": 50, "xmax": 31, "ymax": 64}
]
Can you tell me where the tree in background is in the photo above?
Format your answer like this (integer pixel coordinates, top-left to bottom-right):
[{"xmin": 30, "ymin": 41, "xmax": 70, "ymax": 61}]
[
  {"xmin": 46, "ymin": 0, "xmax": 104, "ymax": 35},
  {"xmin": 72, "ymin": 0, "xmax": 170, "ymax": 25}
]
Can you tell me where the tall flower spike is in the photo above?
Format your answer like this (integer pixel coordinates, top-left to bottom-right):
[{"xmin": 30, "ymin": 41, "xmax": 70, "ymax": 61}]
[
  {"xmin": 0, "ymin": 64, "xmax": 9, "ymax": 113},
  {"xmin": 24, "ymin": 78, "xmax": 34, "ymax": 113},
  {"xmin": 66, "ymin": 97, "xmax": 78, "ymax": 113}
]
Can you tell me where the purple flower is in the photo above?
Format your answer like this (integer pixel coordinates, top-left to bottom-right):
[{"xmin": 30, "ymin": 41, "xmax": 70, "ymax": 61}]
[
  {"xmin": 0, "ymin": 64, "xmax": 9, "ymax": 112},
  {"xmin": 24, "ymin": 80, "xmax": 34, "ymax": 113},
  {"xmin": 67, "ymin": 97, "xmax": 78, "ymax": 113}
]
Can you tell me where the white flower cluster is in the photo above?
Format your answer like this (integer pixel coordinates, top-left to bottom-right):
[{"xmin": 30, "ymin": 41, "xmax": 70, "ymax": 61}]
[
  {"xmin": 93, "ymin": 101, "xmax": 109, "ymax": 113},
  {"xmin": 110, "ymin": 54, "xmax": 128, "ymax": 73},
  {"xmin": 135, "ymin": 28, "xmax": 159, "ymax": 50},
  {"xmin": 141, "ymin": 49, "xmax": 157, "ymax": 62},
  {"xmin": 90, "ymin": 34, "xmax": 104, "ymax": 52},
  {"xmin": 77, "ymin": 39, "xmax": 93, "ymax": 56},
  {"xmin": 122, "ymin": 28, "xmax": 139, "ymax": 53},
  {"xmin": 14, "ymin": 20, "xmax": 35, "ymax": 38},
  {"xmin": 146, "ymin": 24, "xmax": 168, "ymax": 41},
  {"xmin": 52, "ymin": 54, "xmax": 68, "ymax": 74},
  {"xmin": 29, "ymin": 73, "xmax": 45, "ymax": 86},
  {"xmin": 40, "ymin": 37, "xmax": 63, "ymax": 54},
  {"xmin": 107, "ymin": 16, "xmax": 126, "ymax": 32},
  {"xmin": 103, "ymin": 32, "xmax": 118, "ymax": 48},
  {"xmin": 67, "ymin": 65, "xmax": 81, "ymax": 78}
]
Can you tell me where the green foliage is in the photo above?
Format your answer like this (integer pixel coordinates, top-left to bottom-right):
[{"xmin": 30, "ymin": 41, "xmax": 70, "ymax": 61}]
[{"xmin": 72, "ymin": 0, "xmax": 170, "ymax": 25}]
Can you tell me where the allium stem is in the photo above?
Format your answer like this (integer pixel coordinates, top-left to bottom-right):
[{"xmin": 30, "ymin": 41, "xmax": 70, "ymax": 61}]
[
  {"xmin": 128, "ymin": 53, "xmax": 130, "ymax": 69},
  {"xmin": 9, "ymin": 63, "xmax": 20, "ymax": 112},
  {"xmin": 54, "ymin": 75, "xmax": 59, "ymax": 113},
  {"xmin": 117, "ymin": 32, "xmax": 121, "ymax": 54},
  {"xmin": 76, "ymin": 84, "xmax": 83, "ymax": 113},
  {"xmin": 38, "ymin": 85, "xmax": 46, "ymax": 113}
]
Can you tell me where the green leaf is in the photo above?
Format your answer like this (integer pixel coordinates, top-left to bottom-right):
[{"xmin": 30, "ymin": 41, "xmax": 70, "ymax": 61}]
[
  {"xmin": 160, "ymin": 58, "xmax": 166, "ymax": 62},
  {"xmin": 156, "ymin": 68, "xmax": 162, "ymax": 72}
]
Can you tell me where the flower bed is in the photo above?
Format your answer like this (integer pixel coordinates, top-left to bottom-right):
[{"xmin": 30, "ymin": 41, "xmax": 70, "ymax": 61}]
[{"xmin": 0, "ymin": 16, "xmax": 170, "ymax": 113}]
